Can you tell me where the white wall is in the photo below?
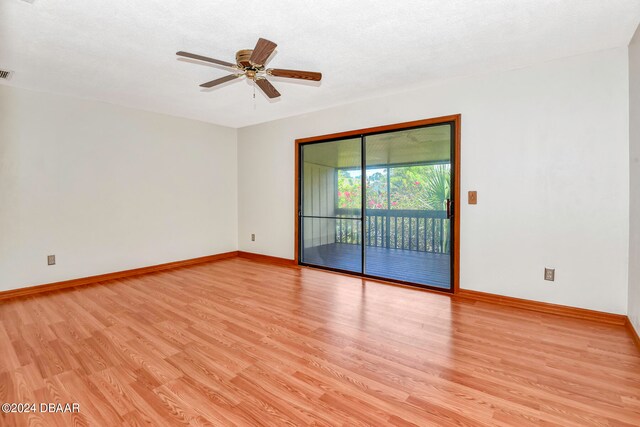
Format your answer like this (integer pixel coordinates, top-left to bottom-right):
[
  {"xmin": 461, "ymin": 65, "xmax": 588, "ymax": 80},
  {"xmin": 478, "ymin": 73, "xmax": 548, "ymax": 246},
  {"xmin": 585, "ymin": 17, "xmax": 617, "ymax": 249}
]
[
  {"xmin": 629, "ymin": 25, "xmax": 640, "ymax": 332},
  {"xmin": 0, "ymin": 85, "xmax": 238, "ymax": 291},
  {"xmin": 238, "ymin": 47, "xmax": 629, "ymax": 314}
]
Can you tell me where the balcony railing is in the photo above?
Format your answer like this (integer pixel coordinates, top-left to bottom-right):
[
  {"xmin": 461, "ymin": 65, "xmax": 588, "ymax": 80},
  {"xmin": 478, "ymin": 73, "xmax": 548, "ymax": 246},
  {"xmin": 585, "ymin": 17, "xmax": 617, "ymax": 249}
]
[{"xmin": 335, "ymin": 209, "xmax": 450, "ymax": 254}]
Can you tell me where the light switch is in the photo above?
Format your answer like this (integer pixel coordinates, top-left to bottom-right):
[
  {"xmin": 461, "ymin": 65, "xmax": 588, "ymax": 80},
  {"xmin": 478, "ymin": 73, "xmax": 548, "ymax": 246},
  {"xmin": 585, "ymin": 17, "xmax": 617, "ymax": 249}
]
[{"xmin": 468, "ymin": 191, "xmax": 477, "ymax": 205}]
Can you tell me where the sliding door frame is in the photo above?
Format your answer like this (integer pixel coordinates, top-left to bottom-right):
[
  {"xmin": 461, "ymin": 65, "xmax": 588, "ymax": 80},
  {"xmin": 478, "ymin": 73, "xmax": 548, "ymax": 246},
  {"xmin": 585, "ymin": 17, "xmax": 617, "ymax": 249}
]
[{"xmin": 294, "ymin": 114, "xmax": 461, "ymax": 294}]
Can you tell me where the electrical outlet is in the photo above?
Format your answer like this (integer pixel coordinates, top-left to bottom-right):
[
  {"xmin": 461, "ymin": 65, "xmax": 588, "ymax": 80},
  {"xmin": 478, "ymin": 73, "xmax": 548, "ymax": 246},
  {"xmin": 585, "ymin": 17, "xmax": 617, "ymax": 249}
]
[
  {"xmin": 47, "ymin": 255, "xmax": 56, "ymax": 266},
  {"xmin": 251, "ymin": 234, "xmax": 255, "ymax": 241},
  {"xmin": 544, "ymin": 268, "xmax": 555, "ymax": 281}
]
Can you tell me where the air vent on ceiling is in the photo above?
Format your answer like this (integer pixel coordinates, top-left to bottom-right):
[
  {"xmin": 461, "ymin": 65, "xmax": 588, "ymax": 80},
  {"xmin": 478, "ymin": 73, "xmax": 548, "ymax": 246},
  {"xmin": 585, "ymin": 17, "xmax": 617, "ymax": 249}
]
[{"xmin": 0, "ymin": 69, "xmax": 13, "ymax": 80}]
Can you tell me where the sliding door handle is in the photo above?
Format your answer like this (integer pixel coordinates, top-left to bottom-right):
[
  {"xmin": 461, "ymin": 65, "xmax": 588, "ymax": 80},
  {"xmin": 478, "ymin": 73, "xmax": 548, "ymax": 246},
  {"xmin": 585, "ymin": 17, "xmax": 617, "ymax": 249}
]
[{"xmin": 445, "ymin": 199, "xmax": 452, "ymax": 219}]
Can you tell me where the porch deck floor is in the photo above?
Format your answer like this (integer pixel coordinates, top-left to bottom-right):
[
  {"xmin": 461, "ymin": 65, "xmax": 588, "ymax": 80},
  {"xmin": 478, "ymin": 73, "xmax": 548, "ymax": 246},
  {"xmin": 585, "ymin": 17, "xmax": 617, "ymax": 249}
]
[{"xmin": 302, "ymin": 243, "xmax": 451, "ymax": 288}]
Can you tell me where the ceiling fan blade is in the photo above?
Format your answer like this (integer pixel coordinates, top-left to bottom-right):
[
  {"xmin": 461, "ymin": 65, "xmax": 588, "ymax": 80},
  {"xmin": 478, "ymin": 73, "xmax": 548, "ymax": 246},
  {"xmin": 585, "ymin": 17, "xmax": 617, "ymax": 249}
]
[
  {"xmin": 249, "ymin": 38, "xmax": 277, "ymax": 66},
  {"xmin": 255, "ymin": 78, "xmax": 281, "ymax": 98},
  {"xmin": 176, "ymin": 51, "xmax": 236, "ymax": 68},
  {"xmin": 268, "ymin": 68, "xmax": 322, "ymax": 81},
  {"xmin": 199, "ymin": 74, "xmax": 240, "ymax": 88}
]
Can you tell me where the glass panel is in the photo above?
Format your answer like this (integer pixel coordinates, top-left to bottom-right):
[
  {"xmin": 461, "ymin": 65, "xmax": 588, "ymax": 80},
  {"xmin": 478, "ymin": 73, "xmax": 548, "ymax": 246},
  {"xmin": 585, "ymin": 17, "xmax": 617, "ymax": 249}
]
[
  {"xmin": 301, "ymin": 138, "xmax": 361, "ymax": 219},
  {"xmin": 300, "ymin": 138, "xmax": 362, "ymax": 273},
  {"xmin": 364, "ymin": 125, "xmax": 452, "ymax": 289},
  {"xmin": 300, "ymin": 218, "xmax": 362, "ymax": 273}
]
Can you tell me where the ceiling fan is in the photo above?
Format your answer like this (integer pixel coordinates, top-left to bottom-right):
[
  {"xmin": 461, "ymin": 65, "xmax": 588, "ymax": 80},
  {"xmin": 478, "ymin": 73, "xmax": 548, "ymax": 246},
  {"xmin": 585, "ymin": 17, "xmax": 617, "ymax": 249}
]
[{"xmin": 176, "ymin": 38, "xmax": 322, "ymax": 99}]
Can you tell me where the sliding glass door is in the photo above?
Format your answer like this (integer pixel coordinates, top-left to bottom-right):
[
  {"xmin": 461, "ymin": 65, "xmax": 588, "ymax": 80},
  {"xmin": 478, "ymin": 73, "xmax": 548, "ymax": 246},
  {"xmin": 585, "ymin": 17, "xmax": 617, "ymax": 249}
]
[{"xmin": 298, "ymin": 120, "xmax": 456, "ymax": 292}]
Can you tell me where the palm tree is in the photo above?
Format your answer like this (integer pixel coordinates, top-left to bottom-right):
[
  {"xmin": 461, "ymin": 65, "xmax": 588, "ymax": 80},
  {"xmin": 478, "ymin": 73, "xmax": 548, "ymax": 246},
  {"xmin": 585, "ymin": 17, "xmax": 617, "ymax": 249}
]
[
  {"xmin": 423, "ymin": 164, "xmax": 450, "ymax": 211},
  {"xmin": 423, "ymin": 164, "xmax": 451, "ymax": 252}
]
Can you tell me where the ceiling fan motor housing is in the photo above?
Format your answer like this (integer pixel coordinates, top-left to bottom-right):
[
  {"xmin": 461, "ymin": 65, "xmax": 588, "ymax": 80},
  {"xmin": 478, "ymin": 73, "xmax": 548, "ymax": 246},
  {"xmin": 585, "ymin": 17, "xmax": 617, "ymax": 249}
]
[{"xmin": 236, "ymin": 49, "xmax": 254, "ymax": 67}]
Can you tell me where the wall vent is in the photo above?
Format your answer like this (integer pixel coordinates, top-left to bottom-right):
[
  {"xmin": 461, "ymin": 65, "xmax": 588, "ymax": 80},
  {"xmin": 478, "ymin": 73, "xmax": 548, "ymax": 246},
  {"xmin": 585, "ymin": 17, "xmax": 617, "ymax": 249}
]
[{"xmin": 0, "ymin": 69, "xmax": 13, "ymax": 80}]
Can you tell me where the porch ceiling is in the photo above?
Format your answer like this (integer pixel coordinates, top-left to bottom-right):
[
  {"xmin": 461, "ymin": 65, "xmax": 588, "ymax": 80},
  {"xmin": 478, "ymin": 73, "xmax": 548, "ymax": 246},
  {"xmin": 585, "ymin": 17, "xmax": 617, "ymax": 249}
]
[{"xmin": 302, "ymin": 124, "xmax": 452, "ymax": 169}]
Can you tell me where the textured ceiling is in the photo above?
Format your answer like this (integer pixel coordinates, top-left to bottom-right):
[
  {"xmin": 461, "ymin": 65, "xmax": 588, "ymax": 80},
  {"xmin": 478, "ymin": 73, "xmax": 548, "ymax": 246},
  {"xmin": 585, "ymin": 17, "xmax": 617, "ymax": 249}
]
[{"xmin": 1, "ymin": 0, "xmax": 639, "ymax": 128}]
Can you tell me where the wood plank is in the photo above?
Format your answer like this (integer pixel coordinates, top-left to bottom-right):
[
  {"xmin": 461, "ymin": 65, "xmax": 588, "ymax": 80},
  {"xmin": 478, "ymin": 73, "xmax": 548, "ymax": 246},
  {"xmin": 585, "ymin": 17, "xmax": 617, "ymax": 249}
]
[{"xmin": 0, "ymin": 257, "xmax": 637, "ymax": 425}]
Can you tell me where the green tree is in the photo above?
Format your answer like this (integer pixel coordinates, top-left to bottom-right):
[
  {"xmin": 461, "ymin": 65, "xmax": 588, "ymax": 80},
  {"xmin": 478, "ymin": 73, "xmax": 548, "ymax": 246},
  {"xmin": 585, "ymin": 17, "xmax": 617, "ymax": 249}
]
[{"xmin": 338, "ymin": 164, "xmax": 450, "ymax": 211}]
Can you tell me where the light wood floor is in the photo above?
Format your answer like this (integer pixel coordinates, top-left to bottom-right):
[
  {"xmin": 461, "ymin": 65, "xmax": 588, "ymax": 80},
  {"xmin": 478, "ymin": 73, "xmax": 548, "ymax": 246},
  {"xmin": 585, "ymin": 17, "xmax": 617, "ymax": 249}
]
[{"xmin": 0, "ymin": 258, "xmax": 638, "ymax": 426}]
